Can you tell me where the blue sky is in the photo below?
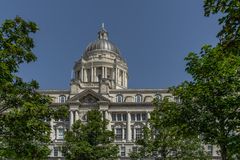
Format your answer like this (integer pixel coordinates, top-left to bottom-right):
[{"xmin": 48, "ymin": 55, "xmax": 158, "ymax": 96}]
[{"xmin": 0, "ymin": 0, "xmax": 220, "ymax": 89}]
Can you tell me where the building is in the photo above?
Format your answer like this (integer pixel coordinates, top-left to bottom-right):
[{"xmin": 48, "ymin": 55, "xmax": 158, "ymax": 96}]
[{"xmin": 41, "ymin": 24, "xmax": 219, "ymax": 159}]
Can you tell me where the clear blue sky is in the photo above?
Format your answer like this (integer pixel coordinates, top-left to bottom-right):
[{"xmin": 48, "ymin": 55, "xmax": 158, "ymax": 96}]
[{"xmin": 0, "ymin": 0, "xmax": 220, "ymax": 89}]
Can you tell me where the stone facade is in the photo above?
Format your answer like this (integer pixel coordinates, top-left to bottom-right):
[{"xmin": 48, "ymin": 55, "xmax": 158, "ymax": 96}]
[{"xmin": 41, "ymin": 25, "xmax": 220, "ymax": 159}]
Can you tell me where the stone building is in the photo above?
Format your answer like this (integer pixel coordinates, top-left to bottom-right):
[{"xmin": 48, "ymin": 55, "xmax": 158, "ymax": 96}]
[{"xmin": 40, "ymin": 24, "xmax": 219, "ymax": 159}]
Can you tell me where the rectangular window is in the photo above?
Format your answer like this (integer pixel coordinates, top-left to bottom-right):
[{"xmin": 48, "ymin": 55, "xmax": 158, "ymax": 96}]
[
  {"xmin": 53, "ymin": 147, "xmax": 58, "ymax": 157},
  {"xmin": 136, "ymin": 113, "xmax": 141, "ymax": 121},
  {"xmin": 117, "ymin": 114, "xmax": 122, "ymax": 121},
  {"xmin": 135, "ymin": 128, "xmax": 142, "ymax": 141},
  {"xmin": 131, "ymin": 113, "xmax": 135, "ymax": 121},
  {"xmin": 120, "ymin": 146, "xmax": 125, "ymax": 157},
  {"xmin": 112, "ymin": 113, "xmax": 116, "ymax": 121},
  {"xmin": 132, "ymin": 146, "xmax": 138, "ymax": 152},
  {"xmin": 207, "ymin": 145, "xmax": 213, "ymax": 155},
  {"xmin": 116, "ymin": 128, "xmax": 122, "ymax": 141},
  {"xmin": 123, "ymin": 128, "xmax": 127, "ymax": 139},
  {"xmin": 57, "ymin": 128, "xmax": 64, "ymax": 139},
  {"xmin": 123, "ymin": 114, "xmax": 127, "ymax": 121},
  {"xmin": 132, "ymin": 128, "xmax": 134, "ymax": 140},
  {"xmin": 142, "ymin": 113, "xmax": 146, "ymax": 121}
]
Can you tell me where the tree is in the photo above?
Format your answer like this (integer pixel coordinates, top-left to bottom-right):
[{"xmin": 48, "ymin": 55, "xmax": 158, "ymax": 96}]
[
  {"xmin": 204, "ymin": 0, "xmax": 240, "ymax": 48},
  {"xmin": 0, "ymin": 16, "xmax": 68, "ymax": 159},
  {"xmin": 170, "ymin": 1, "xmax": 240, "ymax": 159},
  {"xmin": 63, "ymin": 109, "xmax": 119, "ymax": 160},
  {"xmin": 129, "ymin": 99, "xmax": 209, "ymax": 160},
  {"xmin": 172, "ymin": 44, "xmax": 240, "ymax": 160}
]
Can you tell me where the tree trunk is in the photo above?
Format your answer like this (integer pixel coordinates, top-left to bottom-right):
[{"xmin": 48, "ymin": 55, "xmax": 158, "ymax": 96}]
[{"xmin": 220, "ymin": 144, "xmax": 227, "ymax": 160}]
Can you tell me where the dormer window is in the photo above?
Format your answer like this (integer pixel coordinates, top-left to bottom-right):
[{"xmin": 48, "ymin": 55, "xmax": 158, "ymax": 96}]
[
  {"xmin": 135, "ymin": 94, "xmax": 142, "ymax": 103},
  {"xmin": 116, "ymin": 94, "xmax": 123, "ymax": 102},
  {"xmin": 59, "ymin": 95, "xmax": 66, "ymax": 103}
]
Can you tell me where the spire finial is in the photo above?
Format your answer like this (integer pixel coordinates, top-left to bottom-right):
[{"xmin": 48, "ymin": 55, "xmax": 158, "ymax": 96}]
[{"xmin": 98, "ymin": 23, "xmax": 108, "ymax": 40}]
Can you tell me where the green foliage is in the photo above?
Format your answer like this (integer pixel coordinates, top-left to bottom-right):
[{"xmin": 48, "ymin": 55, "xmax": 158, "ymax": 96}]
[
  {"xmin": 63, "ymin": 109, "xmax": 119, "ymax": 160},
  {"xmin": 204, "ymin": 0, "xmax": 240, "ymax": 48},
  {"xmin": 170, "ymin": 1, "xmax": 240, "ymax": 159},
  {"xmin": 172, "ymin": 44, "xmax": 240, "ymax": 159},
  {"xmin": 129, "ymin": 98, "xmax": 209, "ymax": 160},
  {"xmin": 0, "ymin": 16, "xmax": 68, "ymax": 159}
]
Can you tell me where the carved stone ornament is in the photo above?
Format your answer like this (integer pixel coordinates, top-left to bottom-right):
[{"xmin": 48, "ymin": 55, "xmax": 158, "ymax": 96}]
[{"xmin": 80, "ymin": 95, "xmax": 98, "ymax": 104}]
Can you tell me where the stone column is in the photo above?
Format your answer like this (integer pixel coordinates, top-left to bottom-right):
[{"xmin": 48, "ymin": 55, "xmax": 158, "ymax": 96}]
[
  {"xmin": 50, "ymin": 119, "xmax": 54, "ymax": 141},
  {"xmin": 127, "ymin": 112, "xmax": 132, "ymax": 142},
  {"xmin": 105, "ymin": 67, "xmax": 108, "ymax": 78},
  {"xmin": 116, "ymin": 68, "xmax": 118, "ymax": 85},
  {"xmin": 107, "ymin": 112, "xmax": 112, "ymax": 130},
  {"xmin": 102, "ymin": 67, "xmax": 104, "ymax": 79},
  {"xmin": 75, "ymin": 111, "xmax": 79, "ymax": 121},
  {"xmin": 84, "ymin": 69, "xmax": 87, "ymax": 82},
  {"xmin": 94, "ymin": 67, "xmax": 97, "ymax": 82},
  {"xmin": 126, "ymin": 72, "xmax": 128, "ymax": 88},
  {"xmin": 147, "ymin": 112, "xmax": 151, "ymax": 128},
  {"xmin": 123, "ymin": 71, "xmax": 126, "ymax": 86},
  {"xmin": 70, "ymin": 111, "xmax": 74, "ymax": 127},
  {"xmin": 81, "ymin": 68, "xmax": 84, "ymax": 82},
  {"xmin": 91, "ymin": 67, "xmax": 94, "ymax": 82}
]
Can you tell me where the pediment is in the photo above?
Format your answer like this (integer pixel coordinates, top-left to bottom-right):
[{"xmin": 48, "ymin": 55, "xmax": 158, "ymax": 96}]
[{"xmin": 68, "ymin": 89, "xmax": 110, "ymax": 104}]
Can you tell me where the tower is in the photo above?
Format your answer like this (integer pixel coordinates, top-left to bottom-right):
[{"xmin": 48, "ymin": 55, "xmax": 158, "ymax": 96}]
[{"xmin": 71, "ymin": 24, "xmax": 128, "ymax": 94}]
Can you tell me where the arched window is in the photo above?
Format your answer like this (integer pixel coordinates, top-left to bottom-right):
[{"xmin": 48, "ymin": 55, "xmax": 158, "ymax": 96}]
[
  {"xmin": 135, "ymin": 94, "xmax": 142, "ymax": 103},
  {"xmin": 57, "ymin": 128, "xmax": 64, "ymax": 139},
  {"xmin": 59, "ymin": 95, "xmax": 66, "ymax": 103},
  {"xmin": 155, "ymin": 94, "xmax": 162, "ymax": 101},
  {"xmin": 116, "ymin": 94, "xmax": 123, "ymax": 103}
]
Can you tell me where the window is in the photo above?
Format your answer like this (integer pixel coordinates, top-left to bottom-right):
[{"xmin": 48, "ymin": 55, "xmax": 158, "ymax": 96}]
[
  {"xmin": 131, "ymin": 113, "xmax": 147, "ymax": 121},
  {"xmin": 112, "ymin": 113, "xmax": 127, "ymax": 121},
  {"xmin": 207, "ymin": 145, "xmax": 213, "ymax": 155},
  {"xmin": 116, "ymin": 94, "xmax": 123, "ymax": 102},
  {"xmin": 57, "ymin": 128, "xmax": 64, "ymax": 139},
  {"xmin": 135, "ymin": 128, "xmax": 142, "ymax": 141},
  {"xmin": 117, "ymin": 114, "xmax": 122, "ymax": 121},
  {"xmin": 123, "ymin": 114, "xmax": 127, "ymax": 121},
  {"xmin": 112, "ymin": 113, "xmax": 116, "ymax": 121},
  {"xmin": 116, "ymin": 128, "xmax": 123, "ymax": 140},
  {"xmin": 131, "ymin": 113, "xmax": 135, "ymax": 121},
  {"xmin": 120, "ymin": 146, "xmax": 125, "ymax": 157},
  {"xmin": 142, "ymin": 113, "xmax": 146, "ymax": 121},
  {"xmin": 131, "ymin": 128, "xmax": 134, "ymax": 140},
  {"xmin": 136, "ymin": 113, "xmax": 141, "ymax": 121},
  {"xmin": 135, "ymin": 94, "xmax": 142, "ymax": 102},
  {"xmin": 59, "ymin": 95, "xmax": 66, "ymax": 103},
  {"xmin": 53, "ymin": 147, "xmax": 58, "ymax": 157},
  {"xmin": 132, "ymin": 146, "xmax": 138, "ymax": 152},
  {"xmin": 123, "ymin": 128, "xmax": 127, "ymax": 140}
]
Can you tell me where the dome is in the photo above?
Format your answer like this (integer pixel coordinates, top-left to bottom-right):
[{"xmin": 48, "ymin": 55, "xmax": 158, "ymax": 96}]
[
  {"xmin": 84, "ymin": 23, "xmax": 120, "ymax": 55},
  {"xmin": 85, "ymin": 39, "xmax": 120, "ymax": 54}
]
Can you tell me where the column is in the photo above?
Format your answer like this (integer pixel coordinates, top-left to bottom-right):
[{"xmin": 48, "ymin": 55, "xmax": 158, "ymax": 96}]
[
  {"xmin": 108, "ymin": 112, "xmax": 112, "ymax": 128},
  {"xmin": 70, "ymin": 111, "xmax": 74, "ymax": 127},
  {"xmin": 84, "ymin": 69, "xmax": 87, "ymax": 82},
  {"xmin": 102, "ymin": 67, "xmax": 104, "ymax": 79},
  {"xmin": 50, "ymin": 119, "xmax": 54, "ymax": 140},
  {"xmin": 147, "ymin": 112, "xmax": 151, "ymax": 128},
  {"xmin": 126, "ymin": 72, "xmax": 128, "ymax": 88},
  {"xmin": 81, "ymin": 68, "xmax": 83, "ymax": 82},
  {"xmin": 127, "ymin": 112, "xmax": 132, "ymax": 142},
  {"xmin": 105, "ymin": 67, "xmax": 108, "ymax": 78},
  {"xmin": 123, "ymin": 72, "xmax": 126, "ymax": 86},
  {"xmin": 75, "ymin": 111, "xmax": 79, "ymax": 121},
  {"xmin": 91, "ymin": 67, "xmax": 94, "ymax": 82},
  {"xmin": 116, "ymin": 68, "xmax": 118, "ymax": 85},
  {"xmin": 94, "ymin": 67, "xmax": 97, "ymax": 82}
]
